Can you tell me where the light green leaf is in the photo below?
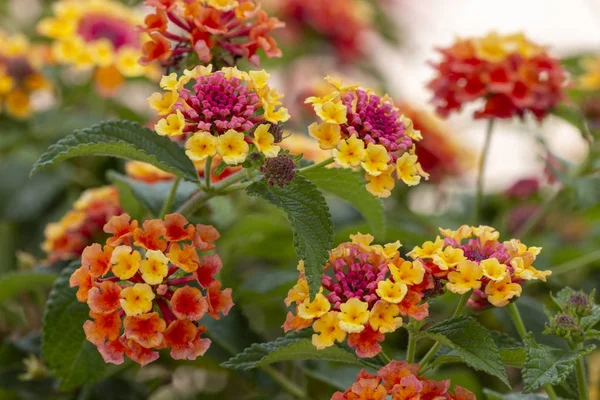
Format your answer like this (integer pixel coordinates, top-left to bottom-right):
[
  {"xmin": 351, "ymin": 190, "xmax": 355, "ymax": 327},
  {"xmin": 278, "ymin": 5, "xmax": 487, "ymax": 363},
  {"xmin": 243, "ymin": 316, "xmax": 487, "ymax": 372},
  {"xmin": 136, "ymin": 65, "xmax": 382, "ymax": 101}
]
[
  {"xmin": 550, "ymin": 287, "xmax": 578, "ymax": 310},
  {"xmin": 246, "ymin": 176, "xmax": 334, "ymax": 297},
  {"xmin": 107, "ymin": 171, "xmax": 198, "ymax": 216},
  {"xmin": 42, "ymin": 262, "xmax": 107, "ymax": 389},
  {"xmin": 31, "ymin": 120, "xmax": 199, "ymax": 182},
  {"xmin": 301, "ymin": 167, "xmax": 385, "ymax": 238},
  {"xmin": 522, "ymin": 333, "xmax": 596, "ymax": 393},
  {"xmin": 221, "ymin": 332, "xmax": 365, "ymax": 370},
  {"xmin": 484, "ymin": 389, "xmax": 547, "ymax": 400},
  {"xmin": 0, "ymin": 269, "xmax": 57, "ymax": 303},
  {"xmin": 418, "ymin": 316, "xmax": 509, "ymax": 387}
]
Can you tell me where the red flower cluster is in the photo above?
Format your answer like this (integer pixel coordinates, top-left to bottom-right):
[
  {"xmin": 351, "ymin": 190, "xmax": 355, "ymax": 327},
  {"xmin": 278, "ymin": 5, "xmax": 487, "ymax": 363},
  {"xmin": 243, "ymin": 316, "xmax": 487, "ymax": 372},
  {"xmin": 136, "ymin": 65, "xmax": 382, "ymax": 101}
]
[
  {"xmin": 141, "ymin": 0, "xmax": 284, "ymax": 69},
  {"xmin": 69, "ymin": 213, "xmax": 233, "ymax": 366},
  {"xmin": 43, "ymin": 187, "xmax": 122, "ymax": 263},
  {"xmin": 332, "ymin": 360, "xmax": 475, "ymax": 400},
  {"xmin": 427, "ymin": 32, "xmax": 566, "ymax": 120}
]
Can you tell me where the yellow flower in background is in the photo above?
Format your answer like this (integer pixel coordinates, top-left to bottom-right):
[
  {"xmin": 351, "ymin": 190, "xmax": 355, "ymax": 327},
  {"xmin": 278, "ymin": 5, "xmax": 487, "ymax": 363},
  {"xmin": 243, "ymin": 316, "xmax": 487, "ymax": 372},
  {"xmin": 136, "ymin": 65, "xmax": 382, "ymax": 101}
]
[
  {"xmin": 253, "ymin": 124, "xmax": 280, "ymax": 157},
  {"xmin": 147, "ymin": 91, "xmax": 178, "ymax": 116},
  {"xmin": 308, "ymin": 122, "xmax": 342, "ymax": 150},
  {"xmin": 362, "ymin": 143, "xmax": 391, "ymax": 176},
  {"xmin": 110, "ymin": 245, "xmax": 141, "ymax": 280},
  {"xmin": 446, "ymin": 261, "xmax": 484, "ymax": 294},
  {"xmin": 473, "ymin": 31, "xmax": 510, "ymax": 62},
  {"xmin": 432, "ymin": 247, "xmax": 466, "ymax": 270},
  {"xmin": 155, "ymin": 110, "xmax": 186, "ymax": 136},
  {"xmin": 120, "ymin": 283, "xmax": 155, "ymax": 316},
  {"xmin": 389, "ymin": 259, "xmax": 425, "ymax": 286},
  {"xmin": 376, "ymin": 280, "xmax": 408, "ymax": 304},
  {"xmin": 480, "ymin": 258, "xmax": 508, "ymax": 282},
  {"xmin": 140, "ymin": 250, "xmax": 169, "ymax": 285},
  {"xmin": 298, "ymin": 293, "xmax": 331, "ymax": 320},
  {"xmin": 185, "ymin": 132, "xmax": 218, "ymax": 162},
  {"xmin": 312, "ymin": 311, "xmax": 346, "ymax": 349},
  {"xmin": 485, "ymin": 275, "xmax": 522, "ymax": 307},
  {"xmin": 337, "ymin": 298, "xmax": 369, "ymax": 333},
  {"xmin": 369, "ymin": 300, "xmax": 402, "ymax": 333},
  {"xmin": 578, "ymin": 56, "xmax": 600, "ymax": 90},
  {"xmin": 365, "ymin": 165, "xmax": 395, "ymax": 198},
  {"xmin": 217, "ymin": 130, "xmax": 250, "ymax": 164},
  {"xmin": 334, "ymin": 135, "xmax": 366, "ymax": 167}
]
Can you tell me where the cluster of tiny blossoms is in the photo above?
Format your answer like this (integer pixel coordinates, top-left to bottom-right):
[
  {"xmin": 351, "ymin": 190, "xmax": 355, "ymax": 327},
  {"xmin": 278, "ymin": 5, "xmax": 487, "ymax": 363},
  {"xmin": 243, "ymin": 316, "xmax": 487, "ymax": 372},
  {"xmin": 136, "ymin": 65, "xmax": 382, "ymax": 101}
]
[
  {"xmin": 306, "ymin": 77, "xmax": 429, "ymax": 198},
  {"xmin": 69, "ymin": 213, "xmax": 233, "ymax": 366},
  {"xmin": 408, "ymin": 225, "xmax": 551, "ymax": 309},
  {"xmin": 428, "ymin": 31, "xmax": 566, "ymax": 120},
  {"xmin": 0, "ymin": 32, "xmax": 51, "ymax": 119},
  {"xmin": 125, "ymin": 159, "xmax": 240, "ymax": 184},
  {"xmin": 332, "ymin": 360, "xmax": 475, "ymax": 400},
  {"xmin": 141, "ymin": 0, "xmax": 283, "ymax": 69},
  {"xmin": 38, "ymin": 0, "xmax": 157, "ymax": 96},
  {"xmin": 284, "ymin": 234, "xmax": 435, "ymax": 358},
  {"xmin": 149, "ymin": 65, "xmax": 290, "ymax": 165},
  {"xmin": 43, "ymin": 187, "xmax": 122, "ymax": 263}
]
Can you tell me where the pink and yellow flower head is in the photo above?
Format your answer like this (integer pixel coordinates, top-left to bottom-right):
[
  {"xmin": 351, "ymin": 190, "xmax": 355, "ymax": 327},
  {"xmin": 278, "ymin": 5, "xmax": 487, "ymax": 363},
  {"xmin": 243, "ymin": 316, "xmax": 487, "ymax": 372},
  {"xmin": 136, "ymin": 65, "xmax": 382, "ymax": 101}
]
[
  {"xmin": 125, "ymin": 158, "xmax": 240, "ymax": 184},
  {"xmin": 69, "ymin": 213, "xmax": 233, "ymax": 366},
  {"xmin": 408, "ymin": 225, "xmax": 550, "ymax": 309},
  {"xmin": 150, "ymin": 66, "xmax": 290, "ymax": 165},
  {"xmin": 428, "ymin": 31, "xmax": 566, "ymax": 120},
  {"xmin": 306, "ymin": 77, "xmax": 428, "ymax": 198},
  {"xmin": 140, "ymin": 0, "xmax": 284, "ymax": 69},
  {"xmin": 0, "ymin": 31, "xmax": 51, "ymax": 119},
  {"xmin": 283, "ymin": 233, "xmax": 434, "ymax": 358},
  {"xmin": 37, "ymin": 0, "xmax": 157, "ymax": 96},
  {"xmin": 43, "ymin": 187, "xmax": 122, "ymax": 263},
  {"xmin": 331, "ymin": 360, "xmax": 476, "ymax": 400}
]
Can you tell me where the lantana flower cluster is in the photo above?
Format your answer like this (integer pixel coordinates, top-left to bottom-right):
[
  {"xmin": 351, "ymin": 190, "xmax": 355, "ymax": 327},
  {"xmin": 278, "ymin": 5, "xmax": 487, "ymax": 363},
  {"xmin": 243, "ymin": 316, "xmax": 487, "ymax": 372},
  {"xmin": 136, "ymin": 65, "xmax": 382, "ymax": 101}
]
[
  {"xmin": 427, "ymin": 31, "xmax": 566, "ymax": 120},
  {"xmin": 43, "ymin": 187, "xmax": 122, "ymax": 263},
  {"xmin": 149, "ymin": 65, "xmax": 290, "ymax": 165},
  {"xmin": 38, "ymin": 0, "xmax": 157, "ymax": 96},
  {"xmin": 141, "ymin": 0, "xmax": 283, "ymax": 69},
  {"xmin": 332, "ymin": 360, "xmax": 475, "ymax": 400},
  {"xmin": 283, "ymin": 233, "xmax": 435, "ymax": 358},
  {"xmin": 408, "ymin": 225, "xmax": 551, "ymax": 308},
  {"xmin": 69, "ymin": 213, "xmax": 233, "ymax": 366},
  {"xmin": 578, "ymin": 56, "xmax": 600, "ymax": 91},
  {"xmin": 306, "ymin": 77, "xmax": 429, "ymax": 198},
  {"xmin": 0, "ymin": 31, "xmax": 51, "ymax": 119},
  {"xmin": 125, "ymin": 159, "xmax": 240, "ymax": 184}
]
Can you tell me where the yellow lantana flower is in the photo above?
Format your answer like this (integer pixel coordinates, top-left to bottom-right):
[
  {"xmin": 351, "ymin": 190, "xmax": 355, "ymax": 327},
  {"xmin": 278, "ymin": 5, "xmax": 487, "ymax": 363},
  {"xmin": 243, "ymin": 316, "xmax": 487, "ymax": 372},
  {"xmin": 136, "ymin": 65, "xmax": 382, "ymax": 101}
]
[
  {"xmin": 399, "ymin": 115, "xmax": 423, "ymax": 141},
  {"xmin": 253, "ymin": 124, "xmax": 280, "ymax": 157},
  {"xmin": 140, "ymin": 249, "xmax": 169, "ymax": 285},
  {"xmin": 147, "ymin": 91, "xmax": 178, "ymax": 116},
  {"xmin": 337, "ymin": 298, "xmax": 369, "ymax": 333},
  {"xmin": 120, "ymin": 283, "xmax": 155, "ymax": 316},
  {"xmin": 216, "ymin": 130, "xmax": 249, "ymax": 164},
  {"xmin": 396, "ymin": 152, "xmax": 428, "ymax": 186},
  {"xmin": 115, "ymin": 48, "xmax": 144, "ymax": 77},
  {"xmin": 312, "ymin": 311, "xmax": 346, "ymax": 349},
  {"xmin": 185, "ymin": 132, "xmax": 217, "ymax": 162},
  {"xmin": 432, "ymin": 247, "xmax": 466, "ymax": 270},
  {"xmin": 361, "ymin": 143, "xmax": 391, "ymax": 176},
  {"xmin": 369, "ymin": 300, "xmax": 402, "ymax": 333},
  {"xmin": 389, "ymin": 260, "xmax": 425, "ymax": 285},
  {"xmin": 334, "ymin": 135, "xmax": 365, "ymax": 167},
  {"xmin": 472, "ymin": 225, "xmax": 500, "ymax": 244},
  {"xmin": 485, "ymin": 275, "xmax": 522, "ymax": 307},
  {"xmin": 316, "ymin": 100, "xmax": 347, "ymax": 124},
  {"xmin": 159, "ymin": 72, "xmax": 179, "ymax": 91},
  {"xmin": 155, "ymin": 110, "xmax": 185, "ymax": 136},
  {"xmin": 372, "ymin": 241, "xmax": 402, "ymax": 259},
  {"xmin": 376, "ymin": 279, "xmax": 408, "ymax": 304},
  {"xmin": 439, "ymin": 225, "xmax": 473, "ymax": 242},
  {"xmin": 297, "ymin": 293, "xmax": 331, "ymax": 320},
  {"xmin": 308, "ymin": 122, "xmax": 341, "ymax": 150},
  {"xmin": 407, "ymin": 236, "xmax": 444, "ymax": 259},
  {"xmin": 480, "ymin": 258, "xmax": 508, "ymax": 282},
  {"xmin": 511, "ymin": 257, "xmax": 551, "ymax": 282},
  {"xmin": 365, "ymin": 165, "xmax": 395, "ymax": 198},
  {"xmin": 446, "ymin": 261, "xmax": 484, "ymax": 294},
  {"xmin": 110, "ymin": 245, "xmax": 142, "ymax": 280}
]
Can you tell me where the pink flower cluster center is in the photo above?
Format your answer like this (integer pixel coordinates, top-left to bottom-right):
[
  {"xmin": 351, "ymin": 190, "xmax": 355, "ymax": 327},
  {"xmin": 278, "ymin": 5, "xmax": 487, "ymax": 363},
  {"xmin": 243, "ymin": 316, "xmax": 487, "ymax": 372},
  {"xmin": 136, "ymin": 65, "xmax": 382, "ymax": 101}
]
[
  {"xmin": 77, "ymin": 13, "xmax": 139, "ymax": 49},
  {"xmin": 178, "ymin": 72, "xmax": 261, "ymax": 134}
]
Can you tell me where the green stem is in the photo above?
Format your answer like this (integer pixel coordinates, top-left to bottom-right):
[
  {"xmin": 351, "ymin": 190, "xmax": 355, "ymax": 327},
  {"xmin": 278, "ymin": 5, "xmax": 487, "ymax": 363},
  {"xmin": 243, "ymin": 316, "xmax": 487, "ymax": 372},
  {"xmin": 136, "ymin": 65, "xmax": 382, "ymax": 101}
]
[
  {"xmin": 406, "ymin": 319, "xmax": 423, "ymax": 363},
  {"xmin": 419, "ymin": 292, "xmax": 471, "ymax": 368},
  {"xmin": 573, "ymin": 342, "xmax": 590, "ymax": 400},
  {"xmin": 159, "ymin": 177, "xmax": 181, "ymax": 218},
  {"xmin": 299, "ymin": 157, "xmax": 334, "ymax": 173},
  {"xmin": 514, "ymin": 189, "xmax": 558, "ymax": 238},
  {"xmin": 380, "ymin": 349, "xmax": 392, "ymax": 364},
  {"xmin": 507, "ymin": 302, "xmax": 559, "ymax": 400},
  {"xmin": 204, "ymin": 156, "xmax": 213, "ymax": 189},
  {"xmin": 473, "ymin": 119, "xmax": 495, "ymax": 224},
  {"xmin": 550, "ymin": 249, "xmax": 600, "ymax": 277},
  {"xmin": 260, "ymin": 365, "xmax": 307, "ymax": 399}
]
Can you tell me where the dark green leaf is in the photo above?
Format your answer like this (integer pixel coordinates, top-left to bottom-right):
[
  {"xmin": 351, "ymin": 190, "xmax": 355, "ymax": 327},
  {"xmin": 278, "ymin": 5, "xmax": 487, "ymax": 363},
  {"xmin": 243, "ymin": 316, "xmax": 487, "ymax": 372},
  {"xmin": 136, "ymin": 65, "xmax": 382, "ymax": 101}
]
[
  {"xmin": 31, "ymin": 120, "xmax": 199, "ymax": 182},
  {"xmin": 552, "ymin": 103, "xmax": 594, "ymax": 142},
  {"xmin": 0, "ymin": 269, "xmax": 57, "ymax": 303},
  {"xmin": 522, "ymin": 333, "xmax": 595, "ymax": 393},
  {"xmin": 246, "ymin": 176, "xmax": 334, "ymax": 297},
  {"xmin": 550, "ymin": 287, "xmax": 578, "ymax": 311},
  {"xmin": 484, "ymin": 389, "xmax": 547, "ymax": 400},
  {"xmin": 418, "ymin": 316, "xmax": 509, "ymax": 387},
  {"xmin": 301, "ymin": 167, "xmax": 385, "ymax": 238},
  {"xmin": 42, "ymin": 262, "xmax": 107, "ymax": 389},
  {"xmin": 490, "ymin": 331, "xmax": 526, "ymax": 368}
]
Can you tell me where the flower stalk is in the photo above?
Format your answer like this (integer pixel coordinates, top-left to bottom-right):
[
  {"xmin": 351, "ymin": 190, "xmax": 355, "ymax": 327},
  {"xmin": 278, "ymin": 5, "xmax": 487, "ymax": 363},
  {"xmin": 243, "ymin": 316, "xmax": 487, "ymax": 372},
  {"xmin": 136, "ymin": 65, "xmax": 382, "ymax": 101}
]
[{"xmin": 473, "ymin": 119, "xmax": 494, "ymax": 224}]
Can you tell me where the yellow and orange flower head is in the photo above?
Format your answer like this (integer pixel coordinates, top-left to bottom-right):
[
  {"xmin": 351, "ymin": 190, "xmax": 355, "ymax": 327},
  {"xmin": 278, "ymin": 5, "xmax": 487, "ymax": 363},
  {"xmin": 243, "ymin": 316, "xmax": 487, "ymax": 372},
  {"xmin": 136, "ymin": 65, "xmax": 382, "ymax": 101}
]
[
  {"xmin": 69, "ymin": 213, "xmax": 233, "ymax": 367},
  {"xmin": 0, "ymin": 31, "xmax": 51, "ymax": 119},
  {"xmin": 409, "ymin": 225, "xmax": 551, "ymax": 310},
  {"xmin": 305, "ymin": 77, "xmax": 428, "ymax": 198},
  {"xmin": 282, "ymin": 234, "xmax": 436, "ymax": 358},
  {"xmin": 37, "ymin": 0, "xmax": 156, "ymax": 96},
  {"xmin": 43, "ymin": 187, "xmax": 122, "ymax": 263},
  {"xmin": 149, "ymin": 66, "xmax": 290, "ymax": 166},
  {"xmin": 331, "ymin": 360, "xmax": 476, "ymax": 399},
  {"xmin": 427, "ymin": 31, "xmax": 566, "ymax": 120},
  {"xmin": 140, "ymin": 0, "xmax": 284, "ymax": 69},
  {"xmin": 578, "ymin": 56, "xmax": 600, "ymax": 90}
]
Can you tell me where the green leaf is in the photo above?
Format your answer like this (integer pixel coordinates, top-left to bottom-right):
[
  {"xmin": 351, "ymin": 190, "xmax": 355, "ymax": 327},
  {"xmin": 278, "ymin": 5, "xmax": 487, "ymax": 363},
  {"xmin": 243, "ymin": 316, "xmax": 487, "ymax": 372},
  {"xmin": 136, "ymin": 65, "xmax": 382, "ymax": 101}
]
[
  {"xmin": 484, "ymin": 389, "xmax": 547, "ymax": 400},
  {"xmin": 550, "ymin": 287, "xmax": 578, "ymax": 310},
  {"xmin": 31, "ymin": 120, "xmax": 199, "ymax": 182},
  {"xmin": 573, "ymin": 175, "xmax": 600, "ymax": 209},
  {"xmin": 0, "ymin": 269, "xmax": 57, "ymax": 303},
  {"xmin": 42, "ymin": 262, "xmax": 107, "ymax": 390},
  {"xmin": 552, "ymin": 103, "xmax": 595, "ymax": 142},
  {"xmin": 581, "ymin": 307, "xmax": 600, "ymax": 331},
  {"xmin": 522, "ymin": 333, "xmax": 596, "ymax": 393},
  {"xmin": 418, "ymin": 316, "xmax": 509, "ymax": 387},
  {"xmin": 301, "ymin": 167, "xmax": 385, "ymax": 238},
  {"xmin": 490, "ymin": 331, "xmax": 526, "ymax": 368},
  {"xmin": 221, "ymin": 332, "xmax": 365, "ymax": 370},
  {"xmin": 246, "ymin": 176, "xmax": 334, "ymax": 297},
  {"xmin": 107, "ymin": 171, "xmax": 198, "ymax": 216}
]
